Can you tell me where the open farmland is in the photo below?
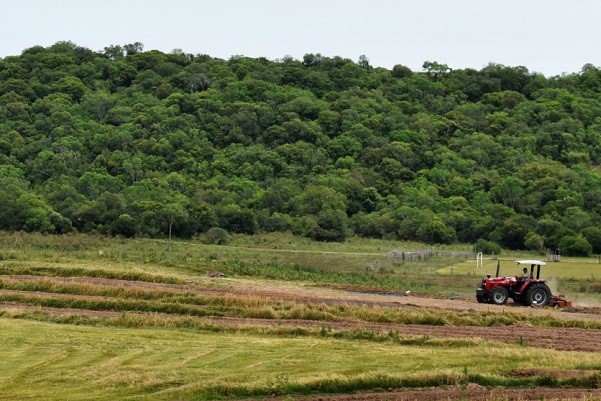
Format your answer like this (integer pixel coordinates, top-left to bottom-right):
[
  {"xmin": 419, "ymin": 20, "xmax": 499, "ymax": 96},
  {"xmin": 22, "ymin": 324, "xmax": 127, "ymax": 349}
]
[
  {"xmin": 442, "ymin": 258, "xmax": 601, "ymax": 305},
  {"xmin": 1, "ymin": 232, "xmax": 601, "ymax": 400}
]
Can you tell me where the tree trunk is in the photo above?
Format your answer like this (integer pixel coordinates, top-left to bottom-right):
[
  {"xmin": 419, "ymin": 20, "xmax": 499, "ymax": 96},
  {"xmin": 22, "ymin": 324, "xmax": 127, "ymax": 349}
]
[{"xmin": 168, "ymin": 220, "xmax": 173, "ymax": 255}]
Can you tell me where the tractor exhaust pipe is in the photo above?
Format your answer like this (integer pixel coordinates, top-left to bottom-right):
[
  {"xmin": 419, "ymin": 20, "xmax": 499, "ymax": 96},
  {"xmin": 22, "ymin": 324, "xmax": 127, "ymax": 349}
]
[{"xmin": 495, "ymin": 260, "xmax": 500, "ymax": 277}]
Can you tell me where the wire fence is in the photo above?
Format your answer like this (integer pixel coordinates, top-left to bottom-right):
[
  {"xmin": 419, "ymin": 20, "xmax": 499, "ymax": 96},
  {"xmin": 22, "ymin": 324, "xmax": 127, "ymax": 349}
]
[{"xmin": 386, "ymin": 249, "xmax": 474, "ymax": 262}]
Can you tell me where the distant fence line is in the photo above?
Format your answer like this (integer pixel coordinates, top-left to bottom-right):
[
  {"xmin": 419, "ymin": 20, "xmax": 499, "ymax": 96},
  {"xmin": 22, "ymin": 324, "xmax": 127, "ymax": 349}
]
[{"xmin": 387, "ymin": 250, "xmax": 474, "ymax": 262}]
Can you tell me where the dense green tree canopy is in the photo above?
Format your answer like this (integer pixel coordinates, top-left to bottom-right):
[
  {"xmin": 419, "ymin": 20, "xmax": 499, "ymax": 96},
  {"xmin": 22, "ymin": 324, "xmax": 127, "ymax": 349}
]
[{"xmin": 1, "ymin": 41, "xmax": 600, "ymax": 251}]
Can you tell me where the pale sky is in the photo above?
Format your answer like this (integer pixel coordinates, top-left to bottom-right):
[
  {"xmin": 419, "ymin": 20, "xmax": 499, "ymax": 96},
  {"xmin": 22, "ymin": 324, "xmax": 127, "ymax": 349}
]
[{"xmin": 1, "ymin": 0, "xmax": 600, "ymax": 76}]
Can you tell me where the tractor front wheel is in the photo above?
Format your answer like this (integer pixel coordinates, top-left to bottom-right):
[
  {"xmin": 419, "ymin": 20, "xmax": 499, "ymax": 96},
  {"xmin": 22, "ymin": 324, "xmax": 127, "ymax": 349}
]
[
  {"xmin": 525, "ymin": 283, "xmax": 552, "ymax": 306},
  {"xmin": 490, "ymin": 287, "xmax": 508, "ymax": 305}
]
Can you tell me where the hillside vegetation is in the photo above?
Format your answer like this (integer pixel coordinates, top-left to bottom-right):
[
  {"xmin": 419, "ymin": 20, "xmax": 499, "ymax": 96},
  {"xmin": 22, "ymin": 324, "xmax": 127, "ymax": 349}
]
[{"xmin": 1, "ymin": 42, "xmax": 601, "ymax": 254}]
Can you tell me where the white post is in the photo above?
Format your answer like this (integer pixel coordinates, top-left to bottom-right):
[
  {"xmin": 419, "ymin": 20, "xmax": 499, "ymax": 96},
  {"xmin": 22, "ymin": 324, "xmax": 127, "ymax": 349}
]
[{"xmin": 476, "ymin": 252, "xmax": 483, "ymax": 268}]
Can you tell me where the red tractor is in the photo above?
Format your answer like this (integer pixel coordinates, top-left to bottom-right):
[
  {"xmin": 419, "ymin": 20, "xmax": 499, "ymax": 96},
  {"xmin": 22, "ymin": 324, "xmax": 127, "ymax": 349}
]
[{"xmin": 476, "ymin": 260, "xmax": 570, "ymax": 307}]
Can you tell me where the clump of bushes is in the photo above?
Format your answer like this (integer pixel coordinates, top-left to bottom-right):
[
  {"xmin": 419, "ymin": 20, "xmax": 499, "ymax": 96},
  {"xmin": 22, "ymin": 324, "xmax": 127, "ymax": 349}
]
[
  {"xmin": 475, "ymin": 239, "xmax": 502, "ymax": 255},
  {"xmin": 204, "ymin": 228, "xmax": 230, "ymax": 245}
]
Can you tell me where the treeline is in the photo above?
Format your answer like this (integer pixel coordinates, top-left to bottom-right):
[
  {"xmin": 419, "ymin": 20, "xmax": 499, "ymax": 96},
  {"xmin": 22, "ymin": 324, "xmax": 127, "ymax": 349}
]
[{"xmin": 1, "ymin": 41, "xmax": 601, "ymax": 255}]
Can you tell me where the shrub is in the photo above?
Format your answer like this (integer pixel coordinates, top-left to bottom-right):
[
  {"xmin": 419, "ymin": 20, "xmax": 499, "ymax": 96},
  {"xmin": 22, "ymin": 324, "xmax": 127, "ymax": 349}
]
[
  {"xmin": 259, "ymin": 212, "xmax": 292, "ymax": 233},
  {"xmin": 306, "ymin": 210, "xmax": 348, "ymax": 242},
  {"xmin": 351, "ymin": 212, "xmax": 398, "ymax": 239},
  {"xmin": 111, "ymin": 214, "xmax": 136, "ymax": 237},
  {"xmin": 475, "ymin": 238, "xmax": 502, "ymax": 255},
  {"xmin": 559, "ymin": 235, "xmax": 592, "ymax": 257},
  {"xmin": 523, "ymin": 231, "xmax": 544, "ymax": 253},
  {"xmin": 580, "ymin": 226, "xmax": 601, "ymax": 254},
  {"xmin": 49, "ymin": 211, "xmax": 74, "ymax": 234},
  {"xmin": 416, "ymin": 219, "xmax": 456, "ymax": 245},
  {"xmin": 205, "ymin": 228, "xmax": 230, "ymax": 245},
  {"xmin": 495, "ymin": 214, "xmax": 536, "ymax": 249},
  {"xmin": 217, "ymin": 205, "xmax": 257, "ymax": 234},
  {"xmin": 291, "ymin": 215, "xmax": 318, "ymax": 236}
]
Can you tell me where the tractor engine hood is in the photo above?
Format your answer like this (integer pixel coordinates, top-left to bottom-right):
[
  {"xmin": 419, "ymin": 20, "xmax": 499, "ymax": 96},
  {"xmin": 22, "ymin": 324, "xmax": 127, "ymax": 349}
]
[{"xmin": 485, "ymin": 276, "xmax": 516, "ymax": 283}]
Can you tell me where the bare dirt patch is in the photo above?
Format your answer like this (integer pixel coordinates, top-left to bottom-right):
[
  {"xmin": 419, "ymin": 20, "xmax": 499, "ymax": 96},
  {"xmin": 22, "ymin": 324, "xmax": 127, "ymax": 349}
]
[
  {"xmin": 255, "ymin": 387, "xmax": 601, "ymax": 401},
  {"xmin": 507, "ymin": 368, "xmax": 599, "ymax": 380}
]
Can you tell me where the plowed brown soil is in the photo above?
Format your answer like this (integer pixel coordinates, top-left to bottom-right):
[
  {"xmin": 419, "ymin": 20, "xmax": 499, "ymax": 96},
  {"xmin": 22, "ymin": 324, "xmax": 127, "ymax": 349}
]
[{"xmin": 256, "ymin": 386, "xmax": 601, "ymax": 401}]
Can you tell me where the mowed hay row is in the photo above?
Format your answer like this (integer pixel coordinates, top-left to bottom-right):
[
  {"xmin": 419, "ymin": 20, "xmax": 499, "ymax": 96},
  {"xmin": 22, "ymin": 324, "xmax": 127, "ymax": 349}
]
[
  {"xmin": 3, "ymin": 305, "xmax": 601, "ymax": 353},
  {"xmin": 2, "ymin": 274, "xmax": 601, "ymax": 330},
  {"xmin": 2, "ymin": 272, "xmax": 601, "ymax": 354},
  {"xmin": 0, "ymin": 263, "xmax": 186, "ymax": 284},
  {"xmin": 0, "ymin": 276, "xmax": 306, "ymax": 318},
  {"xmin": 0, "ymin": 307, "xmax": 504, "ymax": 350}
]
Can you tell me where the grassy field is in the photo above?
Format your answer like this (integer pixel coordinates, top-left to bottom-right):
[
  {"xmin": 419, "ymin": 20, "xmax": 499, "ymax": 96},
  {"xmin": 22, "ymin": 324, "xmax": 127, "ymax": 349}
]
[
  {"xmin": 1, "ymin": 318, "xmax": 600, "ymax": 401},
  {"xmin": 1, "ymin": 232, "xmax": 601, "ymax": 400},
  {"xmin": 1, "ymin": 231, "xmax": 599, "ymax": 300},
  {"xmin": 0, "ymin": 232, "xmax": 451, "ymax": 277},
  {"xmin": 442, "ymin": 258, "xmax": 601, "ymax": 280},
  {"xmin": 440, "ymin": 257, "xmax": 601, "ymax": 303},
  {"xmin": 0, "ymin": 232, "xmax": 466, "ymax": 297}
]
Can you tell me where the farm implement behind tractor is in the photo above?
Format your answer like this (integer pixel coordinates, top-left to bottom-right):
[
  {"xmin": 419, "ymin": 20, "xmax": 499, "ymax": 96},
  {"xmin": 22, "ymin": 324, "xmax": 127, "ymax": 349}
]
[{"xmin": 476, "ymin": 260, "xmax": 572, "ymax": 308}]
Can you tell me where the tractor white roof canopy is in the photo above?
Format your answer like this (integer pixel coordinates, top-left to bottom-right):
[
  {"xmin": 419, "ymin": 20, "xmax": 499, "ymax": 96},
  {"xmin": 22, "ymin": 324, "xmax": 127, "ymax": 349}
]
[{"xmin": 516, "ymin": 260, "xmax": 546, "ymax": 266}]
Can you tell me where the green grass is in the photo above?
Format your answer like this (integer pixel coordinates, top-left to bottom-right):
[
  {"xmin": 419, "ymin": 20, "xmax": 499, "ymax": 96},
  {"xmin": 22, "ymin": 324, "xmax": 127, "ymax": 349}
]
[
  {"xmin": 441, "ymin": 258, "xmax": 601, "ymax": 280},
  {"xmin": 0, "ymin": 231, "xmax": 460, "ymax": 274},
  {"xmin": 0, "ymin": 317, "xmax": 600, "ymax": 401},
  {"xmin": 1, "ymin": 232, "xmax": 601, "ymax": 399},
  {"xmin": 439, "ymin": 257, "xmax": 601, "ymax": 303},
  {"xmin": 0, "ymin": 232, "xmax": 480, "ymax": 296},
  {"xmin": 1, "ymin": 231, "xmax": 599, "ymax": 302}
]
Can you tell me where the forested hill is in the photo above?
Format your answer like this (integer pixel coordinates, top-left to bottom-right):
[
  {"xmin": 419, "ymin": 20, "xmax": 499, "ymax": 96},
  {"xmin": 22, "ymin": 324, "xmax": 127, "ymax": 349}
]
[{"xmin": 1, "ymin": 42, "xmax": 601, "ymax": 255}]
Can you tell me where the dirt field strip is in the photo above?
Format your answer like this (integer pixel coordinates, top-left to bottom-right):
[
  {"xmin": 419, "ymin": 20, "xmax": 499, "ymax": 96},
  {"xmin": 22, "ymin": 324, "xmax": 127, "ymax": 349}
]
[{"xmin": 253, "ymin": 386, "xmax": 601, "ymax": 401}]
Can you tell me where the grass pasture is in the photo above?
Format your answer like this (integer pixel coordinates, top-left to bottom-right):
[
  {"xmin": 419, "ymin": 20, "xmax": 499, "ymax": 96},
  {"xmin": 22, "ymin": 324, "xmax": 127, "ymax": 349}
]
[
  {"xmin": 1, "ymin": 232, "xmax": 601, "ymax": 400},
  {"xmin": 1, "ymin": 318, "xmax": 600, "ymax": 401},
  {"xmin": 440, "ymin": 257, "xmax": 601, "ymax": 280}
]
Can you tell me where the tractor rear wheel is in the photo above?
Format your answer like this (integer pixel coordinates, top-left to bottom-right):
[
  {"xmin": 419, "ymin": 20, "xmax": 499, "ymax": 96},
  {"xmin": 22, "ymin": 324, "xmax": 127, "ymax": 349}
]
[
  {"xmin": 525, "ymin": 283, "xmax": 552, "ymax": 306},
  {"xmin": 490, "ymin": 287, "xmax": 508, "ymax": 305}
]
